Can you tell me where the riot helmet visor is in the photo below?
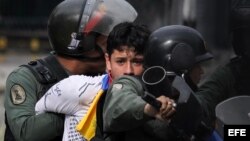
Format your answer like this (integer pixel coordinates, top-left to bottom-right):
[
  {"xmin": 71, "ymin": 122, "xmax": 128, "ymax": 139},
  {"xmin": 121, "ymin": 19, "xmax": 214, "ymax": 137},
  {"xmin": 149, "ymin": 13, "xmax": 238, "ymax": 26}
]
[{"xmin": 80, "ymin": 0, "xmax": 138, "ymax": 36}]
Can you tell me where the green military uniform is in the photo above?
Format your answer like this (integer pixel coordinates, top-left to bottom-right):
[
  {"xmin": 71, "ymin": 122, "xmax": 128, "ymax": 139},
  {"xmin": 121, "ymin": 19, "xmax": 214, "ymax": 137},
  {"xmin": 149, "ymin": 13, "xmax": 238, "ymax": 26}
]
[
  {"xmin": 103, "ymin": 76, "xmax": 176, "ymax": 141},
  {"xmin": 195, "ymin": 57, "xmax": 250, "ymax": 126},
  {"xmin": 4, "ymin": 54, "xmax": 68, "ymax": 141}
]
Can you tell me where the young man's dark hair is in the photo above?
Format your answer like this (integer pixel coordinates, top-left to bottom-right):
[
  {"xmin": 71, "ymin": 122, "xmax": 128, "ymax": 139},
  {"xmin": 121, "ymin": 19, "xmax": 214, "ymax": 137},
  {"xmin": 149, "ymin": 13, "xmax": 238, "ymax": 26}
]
[
  {"xmin": 106, "ymin": 22, "xmax": 150, "ymax": 56},
  {"xmin": 105, "ymin": 22, "xmax": 151, "ymax": 80}
]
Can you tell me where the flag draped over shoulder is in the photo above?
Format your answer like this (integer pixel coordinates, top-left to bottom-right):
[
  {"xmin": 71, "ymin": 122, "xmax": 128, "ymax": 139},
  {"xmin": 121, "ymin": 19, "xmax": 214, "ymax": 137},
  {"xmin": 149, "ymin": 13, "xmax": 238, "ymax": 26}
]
[{"xmin": 76, "ymin": 74, "xmax": 109, "ymax": 141}]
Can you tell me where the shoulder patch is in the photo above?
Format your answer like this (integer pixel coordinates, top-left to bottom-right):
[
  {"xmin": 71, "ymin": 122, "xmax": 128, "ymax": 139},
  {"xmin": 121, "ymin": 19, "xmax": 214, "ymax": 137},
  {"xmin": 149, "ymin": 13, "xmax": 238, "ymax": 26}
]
[
  {"xmin": 112, "ymin": 84, "xmax": 123, "ymax": 90},
  {"xmin": 11, "ymin": 85, "xmax": 26, "ymax": 105}
]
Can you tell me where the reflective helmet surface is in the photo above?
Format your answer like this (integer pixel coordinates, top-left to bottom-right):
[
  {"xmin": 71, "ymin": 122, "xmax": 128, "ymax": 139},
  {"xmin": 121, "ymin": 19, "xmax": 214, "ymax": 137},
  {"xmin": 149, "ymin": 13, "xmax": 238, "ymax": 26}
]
[
  {"xmin": 144, "ymin": 25, "xmax": 212, "ymax": 73},
  {"xmin": 48, "ymin": 0, "xmax": 137, "ymax": 57}
]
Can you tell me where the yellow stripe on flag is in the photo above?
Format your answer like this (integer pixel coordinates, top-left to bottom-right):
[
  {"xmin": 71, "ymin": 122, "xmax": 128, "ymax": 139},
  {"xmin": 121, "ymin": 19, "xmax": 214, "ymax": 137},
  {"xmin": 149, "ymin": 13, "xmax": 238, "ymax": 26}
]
[{"xmin": 76, "ymin": 89, "xmax": 104, "ymax": 141}]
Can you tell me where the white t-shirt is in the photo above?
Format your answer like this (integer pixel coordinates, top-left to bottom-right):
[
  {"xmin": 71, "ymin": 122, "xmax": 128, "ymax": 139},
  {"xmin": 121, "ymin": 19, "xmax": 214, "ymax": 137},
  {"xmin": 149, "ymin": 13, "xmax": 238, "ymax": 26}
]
[{"xmin": 35, "ymin": 74, "xmax": 107, "ymax": 141}]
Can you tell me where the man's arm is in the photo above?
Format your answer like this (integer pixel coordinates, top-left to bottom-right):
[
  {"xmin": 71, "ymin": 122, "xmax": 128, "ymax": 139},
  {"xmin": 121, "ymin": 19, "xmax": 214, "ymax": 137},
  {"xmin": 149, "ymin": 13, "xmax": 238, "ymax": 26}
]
[
  {"xmin": 103, "ymin": 76, "xmax": 175, "ymax": 132},
  {"xmin": 195, "ymin": 66, "xmax": 235, "ymax": 125},
  {"xmin": 35, "ymin": 74, "xmax": 106, "ymax": 116},
  {"xmin": 35, "ymin": 77, "xmax": 81, "ymax": 115}
]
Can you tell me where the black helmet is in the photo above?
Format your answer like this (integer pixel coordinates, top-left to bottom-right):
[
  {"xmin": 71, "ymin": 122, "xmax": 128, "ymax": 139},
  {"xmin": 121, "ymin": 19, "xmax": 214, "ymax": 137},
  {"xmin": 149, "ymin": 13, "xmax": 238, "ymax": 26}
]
[
  {"xmin": 48, "ymin": 0, "xmax": 137, "ymax": 58},
  {"xmin": 144, "ymin": 25, "xmax": 212, "ymax": 74},
  {"xmin": 142, "ymin": 26, "xmax": 205, "ymax": 137}
]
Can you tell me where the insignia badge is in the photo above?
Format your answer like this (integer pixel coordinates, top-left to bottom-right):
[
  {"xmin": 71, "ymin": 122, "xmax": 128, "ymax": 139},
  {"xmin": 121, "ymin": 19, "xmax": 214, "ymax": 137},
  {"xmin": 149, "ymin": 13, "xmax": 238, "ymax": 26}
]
[
  {"xmin": 11, "ymin": 85, "xmax": 26, "ymax": 105},
  {"xmin": 111, "ymin": 83, "xmax": 123, "ymax": 92}
]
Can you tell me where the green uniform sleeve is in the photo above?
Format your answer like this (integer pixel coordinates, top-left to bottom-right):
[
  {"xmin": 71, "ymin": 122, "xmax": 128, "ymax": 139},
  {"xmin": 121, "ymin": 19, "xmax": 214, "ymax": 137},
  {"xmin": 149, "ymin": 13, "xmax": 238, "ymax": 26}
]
[
  {"xmin": 4, "ymin": 67, "xmax": 64, "ymax": 141},
  {"xmin": 103, "ymin": 76, "xmax": 152, "ymax": 132},
  {"xmin": 195, "ymin": 65, "xmax": 236, "ymax": 123}
]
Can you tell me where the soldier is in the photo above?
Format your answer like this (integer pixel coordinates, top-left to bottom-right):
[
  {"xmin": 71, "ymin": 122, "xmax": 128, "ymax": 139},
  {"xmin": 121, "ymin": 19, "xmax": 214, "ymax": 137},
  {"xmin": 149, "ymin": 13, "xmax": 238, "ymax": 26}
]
[
  {"xmin": 194, "ymin": 1, "xmax": 250, "ymax": 139},
  {"xmin": 4, "ymin": 0, "xmax": 137, "ymax": 141},
  {"xmin": 34, "ymin": 22, "xmax": 151, "ymax": 141},
  {"xmin": 102, "ymin": 25, "xmax": 210, "ymax": 141}
]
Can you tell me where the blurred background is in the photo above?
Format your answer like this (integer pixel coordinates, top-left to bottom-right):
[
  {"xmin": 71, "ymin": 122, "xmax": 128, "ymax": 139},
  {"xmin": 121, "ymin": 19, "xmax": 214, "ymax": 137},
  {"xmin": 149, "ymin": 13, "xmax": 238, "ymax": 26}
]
[{"xmin": 0, "ymin": 0, "xmax": 238, "ymax": 140}]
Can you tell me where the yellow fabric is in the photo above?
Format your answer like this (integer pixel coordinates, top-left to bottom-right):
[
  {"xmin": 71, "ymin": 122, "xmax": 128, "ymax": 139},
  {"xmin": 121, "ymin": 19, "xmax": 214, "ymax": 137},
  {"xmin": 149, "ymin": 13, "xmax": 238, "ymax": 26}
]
[{"xmin": 76, "ymin": 89, "xmax": 104, "ymax": 141}]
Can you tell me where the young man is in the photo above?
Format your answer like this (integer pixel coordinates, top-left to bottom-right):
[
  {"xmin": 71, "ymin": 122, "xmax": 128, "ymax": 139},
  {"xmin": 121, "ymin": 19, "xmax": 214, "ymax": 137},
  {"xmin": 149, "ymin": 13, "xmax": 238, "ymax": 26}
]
[
  {"xmin": 102, "ymin": 25, "xmax": 207, "ymax": 141},
  {"xmin": 4, "ymin": 0, "xmax": 137, "ymax": 141},
  {"xmin": 35, "ymin": 22, "xmax": 151, "ymax": 141}
]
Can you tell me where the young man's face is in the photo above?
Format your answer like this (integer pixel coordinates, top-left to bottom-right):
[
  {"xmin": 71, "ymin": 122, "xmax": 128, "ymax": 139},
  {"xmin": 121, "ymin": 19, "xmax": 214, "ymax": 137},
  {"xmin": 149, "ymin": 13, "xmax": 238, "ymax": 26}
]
[{"xmin": 105, "ymin": 46, "xmax": 144, "ymax": 80}]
